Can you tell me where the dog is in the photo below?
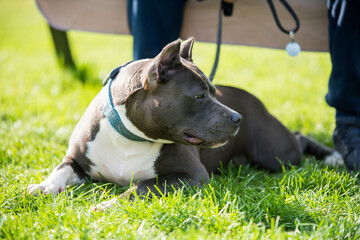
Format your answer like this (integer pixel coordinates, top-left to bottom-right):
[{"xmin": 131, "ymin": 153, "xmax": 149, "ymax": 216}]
[{"xmin": 27, "ymin": 38, "xmax": 343, "ymax": 210}]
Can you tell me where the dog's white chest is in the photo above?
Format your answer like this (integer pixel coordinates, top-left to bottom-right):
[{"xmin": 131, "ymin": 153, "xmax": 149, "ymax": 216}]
[{"xmin": 86, "ymin": 118, "xmax": 162, "ymax": 186}]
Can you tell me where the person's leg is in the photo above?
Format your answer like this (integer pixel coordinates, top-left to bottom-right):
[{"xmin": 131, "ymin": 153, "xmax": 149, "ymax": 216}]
[
  {"xmin": 326, "ymin": 0, "xmax": 360, "ymax": 171},
  {"xmin": 127, "ymin": 0, "xmax": 186, "ymax": 60}
]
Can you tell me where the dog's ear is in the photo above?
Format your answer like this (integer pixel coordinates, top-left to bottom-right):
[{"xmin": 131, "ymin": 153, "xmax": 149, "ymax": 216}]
[
  {"xmin": 145, "ymin": 39, "xmax": 181, "ymax": 90},
  {"xmin": 180, "ymin": 37, "xmax": 194, "ymax": 61}
]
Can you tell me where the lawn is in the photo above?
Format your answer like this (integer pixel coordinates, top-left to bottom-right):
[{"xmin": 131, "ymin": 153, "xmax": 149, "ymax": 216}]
[{"xmin": 1, "ymin": 0, "xmax": 359, "ymax": 239}]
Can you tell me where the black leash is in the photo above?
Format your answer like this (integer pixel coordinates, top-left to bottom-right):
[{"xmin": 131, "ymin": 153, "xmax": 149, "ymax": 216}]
[
  {"xmin": 208, "ymin": 0, "xmax": 223, "ymax": 82},
  {"xmin": 208, "ymin": 0, "xmax": 300, "ymax": 81},
  {"xmin": 266, "ymin": 0, "xmax": 300, "ymax": 34},
  {"xmin": 209, "ymin": 0, "xmax": 233, "ymax": 82}
]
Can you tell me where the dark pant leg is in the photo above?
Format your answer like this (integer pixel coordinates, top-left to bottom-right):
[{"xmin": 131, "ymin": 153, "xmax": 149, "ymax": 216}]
[
  {"xmin": 127, "ymin": 0, "xmax": 186, "ymax": 60},
  {"xmin": 326, "ymin": 0, "xmax": 360, "ymax": 116}
]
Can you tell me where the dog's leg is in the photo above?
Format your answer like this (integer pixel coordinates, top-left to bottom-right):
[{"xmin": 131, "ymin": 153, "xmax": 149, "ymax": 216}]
[
  {"xmin": 93, "ymin": 174, "xmax": 208, "ymax": 211},
  {"xmin": 294, "ymin": 132, "xmax": 333, "ymax": 158},
  {"xmin": 27, "ymin": 157, "xmax": 87, "ymax": 195},
  {"xmin": 294, "ymin": 132, "xmax": 344, "ymax": 166},
  {"xmin": 124, "ymin": 174, "xmax": 207, "ymax": 198}
]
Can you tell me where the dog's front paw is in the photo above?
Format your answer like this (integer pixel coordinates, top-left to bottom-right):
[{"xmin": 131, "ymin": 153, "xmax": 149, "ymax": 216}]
[
  {"xmin": 91, "ymin": 198, "xmax": 119, "ymax": 212},
  {"xmin": 27, "ymin": 181, "xmax": 65, "ymax": 196},
  {"xmin": 324, "ymin": 151, "xmax": 344, "ymax": 167}
]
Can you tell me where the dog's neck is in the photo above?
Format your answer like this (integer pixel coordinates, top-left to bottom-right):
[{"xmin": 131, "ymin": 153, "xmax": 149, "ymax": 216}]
[
  {"xmin": 113, "ymin": 104, "xmax": 172, "ymax": 144},
  {"xmin": 103, "ymin": 62, "xmax": 173, "ymax": 144},
  {"xmin": 103, "ymin": 78, "xmax": 150, "ymax": 142}
]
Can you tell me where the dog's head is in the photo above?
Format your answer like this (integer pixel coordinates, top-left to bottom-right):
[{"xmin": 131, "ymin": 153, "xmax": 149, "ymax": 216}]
[{"xmin": 121, "ymin": 38, "xmax": 241, "ymax": 147}]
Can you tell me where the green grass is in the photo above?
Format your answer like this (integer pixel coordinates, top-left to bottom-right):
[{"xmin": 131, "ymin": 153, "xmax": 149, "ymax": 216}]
[{"xmin": 1, "ymin": 0, "xmax": 359, "ymax": 239}]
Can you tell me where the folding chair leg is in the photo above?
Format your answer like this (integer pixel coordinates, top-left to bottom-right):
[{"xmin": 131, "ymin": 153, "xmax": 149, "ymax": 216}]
[{"xmin": 49, "ymin": 25, "xmax": 76, "ymax": 69}]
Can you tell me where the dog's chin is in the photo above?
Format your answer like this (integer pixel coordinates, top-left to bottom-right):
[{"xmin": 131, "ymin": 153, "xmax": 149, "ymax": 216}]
[{"xmin": 208, "ymin": 141, "xmax": 228, "ymax": 148}]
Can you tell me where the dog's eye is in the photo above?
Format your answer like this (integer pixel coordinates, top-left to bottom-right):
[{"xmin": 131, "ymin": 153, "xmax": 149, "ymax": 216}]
[{"xmin": 195, "ymin": 93, "xmax": 204, "ymax": 99}]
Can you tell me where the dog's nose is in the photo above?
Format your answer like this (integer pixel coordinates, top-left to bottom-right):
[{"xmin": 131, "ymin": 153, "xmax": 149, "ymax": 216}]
[{"xmin": 230, "ymin": 112, "xmax": 242, "ymax": 125}]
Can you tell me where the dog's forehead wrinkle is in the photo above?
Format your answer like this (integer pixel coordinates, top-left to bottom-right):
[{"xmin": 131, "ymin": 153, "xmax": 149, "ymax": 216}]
[
  {"xmin": 180, "ymin": 60, "xmax": 215, "ymax": 92},
  {"xmin": 181, "ymin": 59, "xmax": 205, "ymax": 80}
]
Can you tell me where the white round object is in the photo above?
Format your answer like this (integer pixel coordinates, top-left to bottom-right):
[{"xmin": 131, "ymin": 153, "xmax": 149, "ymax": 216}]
[{"xmin": 286, "ymin": 41, "xmax": 301, "ymax": 57}]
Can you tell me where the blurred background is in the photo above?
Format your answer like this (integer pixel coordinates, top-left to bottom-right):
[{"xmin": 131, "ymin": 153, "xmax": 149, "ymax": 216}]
[{"xmin": 0, "ymin": 0, "xmax": 334, "ymax": 167}]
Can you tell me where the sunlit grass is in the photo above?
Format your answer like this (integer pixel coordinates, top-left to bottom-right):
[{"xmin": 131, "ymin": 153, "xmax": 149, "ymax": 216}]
[{"xmin": 1, "ymin": 0, "xmax": 359, "ymax": 239}]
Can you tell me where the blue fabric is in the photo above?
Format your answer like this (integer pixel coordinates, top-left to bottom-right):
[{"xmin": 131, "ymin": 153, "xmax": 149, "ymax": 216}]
[
  {"xmin": 333, "ymin": 115, "xmax": 360, "ymax": 171},
  {"xmin": 127, "ymin": 0, "xmax": 186, "ymax": 60},
  {"xmin": 326, "ymin": 0, "xmax": 360, "ymax": 116}
]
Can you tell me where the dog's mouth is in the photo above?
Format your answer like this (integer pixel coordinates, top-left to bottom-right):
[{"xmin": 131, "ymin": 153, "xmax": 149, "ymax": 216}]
[
  {"xmin": 183, "ymin": 132, "xmax": 230, "ymax": 148},
  {"xmin": 183, "ymin": 133, "xmax": 204, "ymax": 145}
]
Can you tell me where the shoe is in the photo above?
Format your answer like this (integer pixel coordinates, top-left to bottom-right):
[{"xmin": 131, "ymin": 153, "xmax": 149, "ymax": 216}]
[{"xmin": 333, "ymin": 116, "xmax": 360, "ymax": 171}]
